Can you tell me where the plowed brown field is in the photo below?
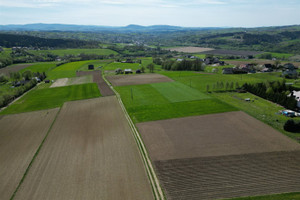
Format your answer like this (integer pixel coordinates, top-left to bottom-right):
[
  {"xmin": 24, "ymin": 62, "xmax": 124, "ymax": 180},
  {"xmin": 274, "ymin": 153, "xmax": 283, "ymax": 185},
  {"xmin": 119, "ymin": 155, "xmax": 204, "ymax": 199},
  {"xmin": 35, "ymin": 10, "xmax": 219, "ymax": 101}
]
[
  {"xmin": 0, "ymin": 108, "xmax": 59, "ymax": 200},
  {"xmin": 106, "ymin": 73, "xmax": 173, "ymax": 86},
  {"xmin": 14, "ymin": 97, "xmax": 153, "ymax": 200},
  {"xmin": 0, "ymin": 64, "xmax": 33, "ymax": 76},
  {"xmin": 137, "ymin": 111, "xmax": 300, "ymax": 200}
]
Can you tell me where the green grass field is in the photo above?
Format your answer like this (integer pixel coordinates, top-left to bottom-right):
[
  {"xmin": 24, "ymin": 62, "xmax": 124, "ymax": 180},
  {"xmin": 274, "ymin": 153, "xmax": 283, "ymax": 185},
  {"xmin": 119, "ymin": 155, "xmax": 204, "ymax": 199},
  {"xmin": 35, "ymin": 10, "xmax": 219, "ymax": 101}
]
[
  {"xmin": 151, "ymin": 82, "xmax": 210, "ymax": 102},
  {"xmin": 1, "ymin": 83, "xmax": 101, "ymax": 114},
  {"xmin": 228, "ymin": 192, "xmax": 300, "ymax": 200},
  {"xmin": 19, "ymin": 62, "xmax": 57, "ymax": 74},
  {"xmin": 104, "ymin": 62, "xmax": 141, "ymax": 71},
  {"xmin": 158, "ymin": 71, "xmax": 283, "ymax": 92},
  {"xmin": 212, "ymin": 92, "xmax": 300, "ymax": 142},
  {"xmin": 47, "ymin": 60, "xmax": 98, "ymax": 79},
  {"xmin": 29, "ymin": 48, "xmax": 118, "ymax": 57},
  {"xmin": 115, "ymin": 81, "xmax": 236, "ymax": 123},
  {"xmin": 255, "ymin": 52, "xmax": 294, "ymax": 60}
]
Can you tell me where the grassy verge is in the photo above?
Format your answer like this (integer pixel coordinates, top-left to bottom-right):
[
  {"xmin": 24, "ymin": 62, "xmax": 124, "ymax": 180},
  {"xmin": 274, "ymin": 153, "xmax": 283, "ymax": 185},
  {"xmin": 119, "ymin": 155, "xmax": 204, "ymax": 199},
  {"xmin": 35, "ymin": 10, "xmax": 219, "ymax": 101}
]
[{"xmin": 116, "ymin": 82, "xmax": 236, "ymax": 123}]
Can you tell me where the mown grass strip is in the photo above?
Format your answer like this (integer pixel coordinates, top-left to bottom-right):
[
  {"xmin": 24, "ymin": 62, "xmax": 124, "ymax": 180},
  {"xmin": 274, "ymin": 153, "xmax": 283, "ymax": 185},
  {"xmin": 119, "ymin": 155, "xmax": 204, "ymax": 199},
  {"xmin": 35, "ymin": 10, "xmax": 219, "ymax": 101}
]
[{"xmin": 10, "ymin": 107, "xmax": 62, "ymax": 200}]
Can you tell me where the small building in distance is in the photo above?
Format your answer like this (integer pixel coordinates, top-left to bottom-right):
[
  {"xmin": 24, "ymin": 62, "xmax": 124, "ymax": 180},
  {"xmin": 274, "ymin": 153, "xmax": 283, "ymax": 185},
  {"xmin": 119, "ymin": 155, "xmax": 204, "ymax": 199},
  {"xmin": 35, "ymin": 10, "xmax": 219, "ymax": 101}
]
[
  {"xmin": 124, "ymin": 69, "xmax": 133, "ymax": 74},
  {"xmin": 88, "ymin": 65, "xmax": 94, "ymax": 70},
  {"xmin": 282, "ymin": 63, "xmax": 298, "ymax": 79}
]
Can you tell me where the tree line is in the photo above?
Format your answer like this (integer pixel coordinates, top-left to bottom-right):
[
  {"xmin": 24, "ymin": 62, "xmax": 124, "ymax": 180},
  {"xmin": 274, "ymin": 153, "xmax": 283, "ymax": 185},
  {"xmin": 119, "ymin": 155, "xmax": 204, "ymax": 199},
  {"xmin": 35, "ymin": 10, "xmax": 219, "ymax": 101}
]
[
  {"xmin": 243, "ymin": 80, "xmax": 297, "ymax": 110},
  {"xmin": 161, "ymin": 59, "xmax": 204, "ymax": 71}
]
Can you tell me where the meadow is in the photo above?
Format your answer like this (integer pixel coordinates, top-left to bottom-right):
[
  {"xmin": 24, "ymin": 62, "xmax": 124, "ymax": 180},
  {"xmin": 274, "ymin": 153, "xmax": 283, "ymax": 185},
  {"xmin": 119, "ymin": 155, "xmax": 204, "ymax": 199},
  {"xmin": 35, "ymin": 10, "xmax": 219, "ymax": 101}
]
[
  {"xmin": 115, "ymin": 81, "xmax": 237, "ymax": 123},
  {"xmin": 19, "ymin": 62, "xmax": 57, "ymax": 74},
  {"xmin": 47, "ymin": 60, "xmax": 98, "ymax": 79},
  {"xmin": 1, "ymin": 83, "xmax": 101, "ymax": 114},
  {"xmin": 158, "ymin": 71, "xmax": 283, "ymax": 92}
]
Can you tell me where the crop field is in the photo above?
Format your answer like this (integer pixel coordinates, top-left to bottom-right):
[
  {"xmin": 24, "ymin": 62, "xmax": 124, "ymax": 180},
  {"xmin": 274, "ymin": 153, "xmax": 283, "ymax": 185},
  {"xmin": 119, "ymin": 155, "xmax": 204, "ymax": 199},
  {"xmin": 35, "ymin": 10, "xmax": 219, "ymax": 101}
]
[
  {"xmin": 0, "ymin": 108, "xmax": 59, "ymax": 200},
  {"xmin": 115, "ymin": 82, "xmax": 237, "ymax": 122},
  {"xmin": 13, "ymin": 97, "xmax": 153, "ymax": 200},
  {"xmin": 0, "ymin": 64, "xmax": 33, "ymax": 75},
  {"xmin": 137, "ymin": 111, "xmax": 300, "ymax": 200},
  {"xmin": 106, "ymin": 73, "xmax": 173, "ymax": 86},
  {"xmin": 212, "ymin": 92, "xmax": 300, "ymax": 141},
  {"xmin": 167, "ymin": 47, "xmax": 214, "ymax": 53},
  {"xmin": 29, "ymin": 48, "xmax": 118, "ymax": 56},
  {"xmin": 1, "ymin": 83, "xmax": 100, "ymax": 114},
  {"xmin": 47, "ymin": 60, "xmax": 98, "ymax": 80}
]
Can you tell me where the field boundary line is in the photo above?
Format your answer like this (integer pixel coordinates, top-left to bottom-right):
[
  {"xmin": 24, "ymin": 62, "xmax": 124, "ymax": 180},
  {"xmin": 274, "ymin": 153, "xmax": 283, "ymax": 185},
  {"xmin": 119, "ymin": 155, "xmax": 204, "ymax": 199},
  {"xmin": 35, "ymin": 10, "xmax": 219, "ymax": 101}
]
[
  {"xmin": 10, "ymin": 107, "xmax": 62, "ymax": 200},
  {"xmin": 102, "ymin": 73, "xmax": 165, "ymax": 200}
]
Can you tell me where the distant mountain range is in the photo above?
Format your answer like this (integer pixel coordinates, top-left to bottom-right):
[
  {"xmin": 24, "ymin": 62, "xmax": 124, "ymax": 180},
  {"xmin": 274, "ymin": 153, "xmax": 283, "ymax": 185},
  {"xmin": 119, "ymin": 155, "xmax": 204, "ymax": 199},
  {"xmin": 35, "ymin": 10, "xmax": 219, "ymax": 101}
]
[{"xmin": 0, "ymin": 23, "xmax": 224, "ymax": 32}]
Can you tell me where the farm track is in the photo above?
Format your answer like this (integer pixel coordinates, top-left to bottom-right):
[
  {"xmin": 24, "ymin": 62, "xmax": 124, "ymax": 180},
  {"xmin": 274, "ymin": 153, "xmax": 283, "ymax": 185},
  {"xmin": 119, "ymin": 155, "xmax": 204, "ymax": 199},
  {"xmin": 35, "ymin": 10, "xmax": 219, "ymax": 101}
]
[
  {"xmin": 0, "ymin": 108, "xmax": 59, "ymax": 200},
  {"xmin": 13, "ymin": 97, "xmax": 153, "ymax": 200},
  {"xmin": 77, "ymin": 71, "xmax": 114, "ymax": 96},
  {"xmin": 155, "ymin": 151, "xmax": 300, "ymax": 200}
]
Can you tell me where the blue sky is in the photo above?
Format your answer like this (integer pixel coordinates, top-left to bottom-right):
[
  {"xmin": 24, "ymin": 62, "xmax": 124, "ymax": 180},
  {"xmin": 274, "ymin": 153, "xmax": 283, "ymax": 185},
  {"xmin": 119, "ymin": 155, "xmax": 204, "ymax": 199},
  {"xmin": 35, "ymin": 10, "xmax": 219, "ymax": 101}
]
[{"xmin": 0, "ymin": 0, "xmax": 299, "ymax": 27}]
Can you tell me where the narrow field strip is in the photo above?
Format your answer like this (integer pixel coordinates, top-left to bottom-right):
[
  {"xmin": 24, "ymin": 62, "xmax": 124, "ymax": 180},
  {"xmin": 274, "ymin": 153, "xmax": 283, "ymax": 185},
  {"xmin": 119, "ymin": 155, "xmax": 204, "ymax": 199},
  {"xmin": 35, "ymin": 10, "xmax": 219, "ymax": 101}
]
[{"xmin": 103, "ymin": 75, "xmax": 165, "ymax": 200}]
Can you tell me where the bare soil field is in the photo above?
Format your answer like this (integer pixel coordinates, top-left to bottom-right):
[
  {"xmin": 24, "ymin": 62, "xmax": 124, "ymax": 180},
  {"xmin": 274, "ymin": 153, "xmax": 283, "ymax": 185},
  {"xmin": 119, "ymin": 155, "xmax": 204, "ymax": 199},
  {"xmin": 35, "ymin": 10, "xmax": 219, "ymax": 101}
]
[
  {"xmin": 77, "ymin": 71, "xmax": 114, "ymax": 96},
  {"xmin": 0, "ymin": 108, "xmax": 59, "ymax": 200},
  {"xmin": 50, "ymin": 76, "xmax": 92, "ymax": 88},
  {"xmin": 226, "ymin": 59, "xmax": 300, "ymax": 66},
  {"xmin": 137, "ymin": 111, "xmax": 300, "ymax": 199},
  {"xmin": 201, "ymin": 49, "xmax": 262, "ymax": 56},
  {"xmin": 0, "ymin": 64, "xmax": 33, "ymax": 76},
  {"xmin": 106, "ymin": 73, "xmax": 173, "ymax": 86},
  {"xmin": 167, "ymin": 47, "xmax": 214, "ymax": 53},
  {"xmin": 155, "ymin": 150, "xmax": 300, "ymax": 200},
  {"xmin": 14, "ymin": 97, "xmax": 153, "ymax": 200},
  {"xmin": 50, "ymin": 78, "xmax": 68, "ymax": 87},
  {"xmin": 137, "ymin": 111, "xmax": 300, "ymax": 161}
]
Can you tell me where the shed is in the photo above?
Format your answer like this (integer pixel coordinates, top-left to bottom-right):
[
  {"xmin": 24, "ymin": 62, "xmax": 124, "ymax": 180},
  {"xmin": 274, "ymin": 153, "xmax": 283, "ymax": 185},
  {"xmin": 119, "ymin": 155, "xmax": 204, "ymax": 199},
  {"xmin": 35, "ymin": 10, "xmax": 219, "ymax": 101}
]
[
  {"xmin": 88, "ymin": 65, "xmax": 94, "ymax": 70},
  {"xmin": 124, "ymin": 69, "xmax": 133, "ymax": 74}
]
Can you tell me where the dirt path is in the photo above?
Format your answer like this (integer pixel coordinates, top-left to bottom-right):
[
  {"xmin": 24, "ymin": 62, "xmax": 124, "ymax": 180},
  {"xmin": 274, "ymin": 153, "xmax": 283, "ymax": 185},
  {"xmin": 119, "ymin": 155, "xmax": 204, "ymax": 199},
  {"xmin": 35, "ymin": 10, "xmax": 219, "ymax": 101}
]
[
  {"xmin": 14, "ymin": 97, "xmax": 153, "ymax": 200},
  {"xmin": 0, "ymin": 108, "xmax": 59, "ymax": 200}
]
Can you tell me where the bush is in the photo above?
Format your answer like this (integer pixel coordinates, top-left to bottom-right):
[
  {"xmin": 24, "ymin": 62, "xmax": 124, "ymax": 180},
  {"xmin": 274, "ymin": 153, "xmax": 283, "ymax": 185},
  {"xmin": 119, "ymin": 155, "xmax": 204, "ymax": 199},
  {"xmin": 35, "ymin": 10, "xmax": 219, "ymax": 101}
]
[{"xmin": 284, "ymin": 119, "xmax": 300, "ymax": 132}]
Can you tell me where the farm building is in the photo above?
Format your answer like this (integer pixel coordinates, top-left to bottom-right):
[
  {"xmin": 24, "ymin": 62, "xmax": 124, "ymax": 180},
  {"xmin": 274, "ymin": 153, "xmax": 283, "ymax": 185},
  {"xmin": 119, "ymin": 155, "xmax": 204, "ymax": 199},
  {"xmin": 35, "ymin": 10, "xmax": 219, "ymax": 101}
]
[
  {"xmin": 136, "ymin": 69, "xmax": 141, "ymax": 74},
  {"xmin": 88, "ymin": 65, "xmax": 94, "ymax": 70},
  {"xmin": 124, "ymin": 69, "xmax": 133, "ymax": 74},
  {"xmin": 115, "ymin": 68, "xmax": 123, "ymax": 74},
  {"xmin": 222, "ymin": 68, "xmax": 234, "ymax": 74},
  {"xmin": 282, "ymin": 63, "xmax": 297, "ymax": 78},
  {"xmin": 288, "ymin": 90, "xmax": 300, "ymax": 108}
]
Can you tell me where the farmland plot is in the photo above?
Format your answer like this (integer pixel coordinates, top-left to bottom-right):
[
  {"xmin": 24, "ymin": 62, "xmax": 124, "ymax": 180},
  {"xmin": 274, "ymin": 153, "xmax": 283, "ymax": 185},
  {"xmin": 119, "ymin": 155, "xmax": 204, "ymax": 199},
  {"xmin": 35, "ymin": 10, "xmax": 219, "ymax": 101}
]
[
  {"xmin": 137, "ymin": 111, "xmax": 300, "ymax": 200},
  {"xmin": 107, "ymin": 73, "xmax": 173, "ymax": 86},
  {"xmin": 14, "ymin": 97, "xmax": 153, "ymax": 200},
  {"xmin": 0, "ymin": 64, "xmax": 33, "ymax": 75},
  {"xmin": 0, "ymin": 108, "xmax": 59, "ymax": 200}
]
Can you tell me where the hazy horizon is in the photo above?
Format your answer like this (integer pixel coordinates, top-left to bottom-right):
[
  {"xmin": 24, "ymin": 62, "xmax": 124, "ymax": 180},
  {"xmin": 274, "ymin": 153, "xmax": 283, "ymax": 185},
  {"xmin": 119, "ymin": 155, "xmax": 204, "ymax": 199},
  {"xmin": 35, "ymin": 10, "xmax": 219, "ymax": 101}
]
[{"xmin": 0, "ymin": 0, "xmax": 300, "ymax": 27}]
